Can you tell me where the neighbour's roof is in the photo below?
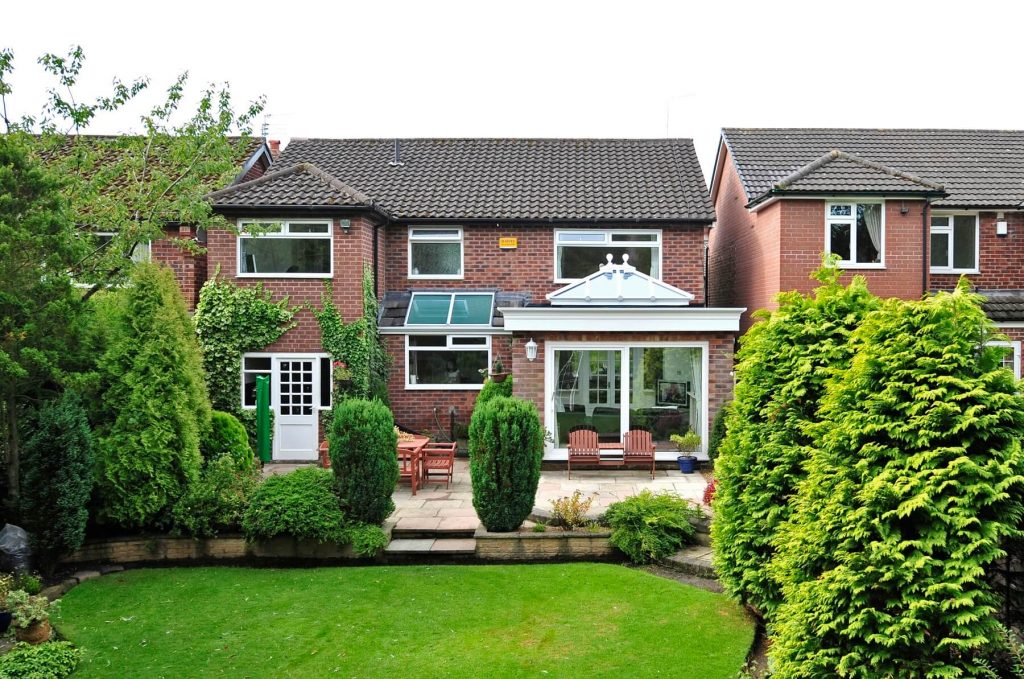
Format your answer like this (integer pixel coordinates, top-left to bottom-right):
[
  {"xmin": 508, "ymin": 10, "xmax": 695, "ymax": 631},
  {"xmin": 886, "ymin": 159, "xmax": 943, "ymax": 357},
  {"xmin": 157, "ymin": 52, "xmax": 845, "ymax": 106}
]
[
  {"xmin": 207, "ymin": 163, "xmax": 376, "ymax": 209},
  {"xmin": 979, "ymin": 290, "xmax": 1024, "ymax": 322},
  {"xmin": 270, "ymin": 138, "xmax": 715, "ymax": 221},
  {"xmin": 721, "ymin": 128, "xmax": 1024, "ymax": 209},
  {"xmin": 378, "ymin": 290, "xmax": 531, "ymax": 330},
  {"xmin": 773, "ymin": 151, "xmax": 945, "ymax": 196}
]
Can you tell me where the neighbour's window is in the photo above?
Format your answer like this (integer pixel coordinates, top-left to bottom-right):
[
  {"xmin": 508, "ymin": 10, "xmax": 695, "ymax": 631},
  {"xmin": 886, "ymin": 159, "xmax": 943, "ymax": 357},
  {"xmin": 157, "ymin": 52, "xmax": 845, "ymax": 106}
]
[
  {"xmin": 409, "ymin": 227, "xmax": 463, "ymax": 278},
  {"xmin": 237, "ymin": 221, "xmax": 332, "ymax": 276},
  {"xmin": 406, "ymin": 335, "xmax": 490, "ymax": 389},
  {"xmin": 990, "ymin": 341, "xmax": 1022, "ymax": 380},
  {"xmin": 825, "ymin": 203, "xmax": 883, "ymax": 266},
  {"xmin": 930, "ymin": 214, "xmax": 978, "ymax": 272},
  {"xmin": 94, "ymin": 232, "xmax": 152, "ymax": 263},
  {"xmin": 405, "ymin": 292, "xmax": 494, "ymax": 326},
  {"xmin": 555, "ymin": 230, "xmax": 661, "ymax": 280},
  {"xmin": 242, "ymin": 356, "xmax": 272, "ymax": 408}
]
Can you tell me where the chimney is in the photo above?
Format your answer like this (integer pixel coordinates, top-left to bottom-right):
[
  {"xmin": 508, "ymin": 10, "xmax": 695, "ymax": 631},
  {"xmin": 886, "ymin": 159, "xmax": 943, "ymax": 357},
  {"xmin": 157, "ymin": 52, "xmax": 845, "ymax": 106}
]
[
  {"xmin": 389, "ymin": 139, "xmax": 404, "ymax": 167},
  {"xmin": 268, "ymin": 139, "xmax": 281, "ymax": 160}
]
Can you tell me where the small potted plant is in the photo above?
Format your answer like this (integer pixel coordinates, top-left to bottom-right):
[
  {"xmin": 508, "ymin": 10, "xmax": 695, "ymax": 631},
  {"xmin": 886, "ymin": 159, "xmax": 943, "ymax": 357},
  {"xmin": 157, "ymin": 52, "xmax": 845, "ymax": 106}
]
[
  {"xmin": 0, "ymin": 573, "xmax": 14, "ymax": 634},
  {"xmin": 670, "ymin": 430, "xmax": 701, "ymax": 473},
  {"xmin": 332, "ymin": 360, "xmax": 354, "ymax": 390},
  {"xmin": 9, "ymin": 589, "xmax": 55, "ymax": 644},
  {"xmin": 488, "ymin": 357, "xmax": 509, "ymax": 383}
]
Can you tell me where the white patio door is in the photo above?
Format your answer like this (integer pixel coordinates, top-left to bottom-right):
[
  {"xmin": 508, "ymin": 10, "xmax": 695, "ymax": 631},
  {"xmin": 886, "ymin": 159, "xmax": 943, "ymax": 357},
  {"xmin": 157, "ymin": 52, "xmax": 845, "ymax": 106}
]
[{"xmin": 273, "ymin": 357, "xmax": 319, "ymax": 460}]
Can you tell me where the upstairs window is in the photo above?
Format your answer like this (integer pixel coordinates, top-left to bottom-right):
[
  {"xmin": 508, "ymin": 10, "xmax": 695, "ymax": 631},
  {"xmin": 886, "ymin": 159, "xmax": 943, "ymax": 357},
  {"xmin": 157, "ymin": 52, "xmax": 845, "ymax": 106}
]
[
  {"xmin": 409, "ymin": 227, "xmax": 463, "ymax": 279},
  {"xmin": 930, "ymin": 214, "xmax": 978, "ymax": 273},
  {"xmin": 237, "ymin": 220, "xmax": 332, "ymax": 277},
  {"xmin": 94, "ymin": 232, "xmax": 152, "ymax": 264},
  {"xmin": 555, "ymin": 230, "xmax": 661, "ymax": 281},
  {"xmin": 825, "ymin": 202, "xmax": 883, "ymax": 267},
  {"xmin": 406, "ymin": 292, "xmax": 494, "ymax": 326}
]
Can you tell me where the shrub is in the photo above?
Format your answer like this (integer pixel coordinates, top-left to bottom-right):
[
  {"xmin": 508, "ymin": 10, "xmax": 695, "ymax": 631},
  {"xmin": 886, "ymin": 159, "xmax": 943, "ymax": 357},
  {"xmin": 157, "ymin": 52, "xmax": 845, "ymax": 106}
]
[
  {"xmin": 475, "ymin": 376, "xmax": 513, "ymax": 406},
  {"xmin": 770, "ymin": 285, "xmax": 1024, "ymax": 677},
  {"xmin": 707, "ymin": 402, "xmax": 729, "ymax": 462},
  {"xmin": 605, "ymin": 490, "xmax": 701, "ymax": 564},
  {"xmin": 0, "ymin": 641, "xmax": 82, "ymax": 679},
  {"xmin": 173, "ymin": 456, "xmax": 261, "ymax": 538},
  {"xmin": 329, "ymin": 399, "xmax": 398, "ymax": 525},
  {"xmin": 468, "ymin": 396, "xmax": 543, "ymax": 532},
  {"xmin": 95, "ymin": 264, "xmax": 210, "ymax": 529},
  {"xmin": 550, "ymin": 490, "xmax": 594, "ymax": 529},
  {"xmin": 242, "ymin": 467, "xmax": 346, "ymax": 543},
  {"xmin": 343, "ymin": 523, "xmax": 390, "ymax": 557},
  {"xmin": 8, "ymin": 590, "xmax": 55, "ymax": 628},
  {"xmin": 12, "ymin": 573, "xmax": 41, "ymax": 596},
  {"xmin": 18, "ymin": 392, "xmax": 93, "ymax": 574},
  {"xmin": 203, "ymin": 410, "xmax": 256, "ymax": 470},
  {"xmin": 711, "ymin": 263, "xmax": 878, "ymax": 618}
]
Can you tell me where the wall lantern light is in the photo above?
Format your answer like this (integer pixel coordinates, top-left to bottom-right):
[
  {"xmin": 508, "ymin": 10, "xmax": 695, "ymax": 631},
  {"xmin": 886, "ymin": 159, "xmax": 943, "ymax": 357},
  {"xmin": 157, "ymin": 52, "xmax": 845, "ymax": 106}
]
[
  {"xmin": 996, "ymin": 212, "xmax": 1009, "ymax": 237},
  {"xmin": 525, "ymin": 338, "xmax": 538, "ymax": 362},
  {"xmin": 340, "ymin": 219, "xmax": 352, "ymax": 234}
]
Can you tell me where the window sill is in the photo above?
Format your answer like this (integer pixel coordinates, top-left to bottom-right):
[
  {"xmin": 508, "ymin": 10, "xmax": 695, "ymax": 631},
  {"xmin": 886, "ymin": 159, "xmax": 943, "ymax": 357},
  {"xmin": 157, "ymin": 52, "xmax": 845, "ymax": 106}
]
[
  {"xmin": 408, "ymin": 274, "xmax": 465, "ymax": 281},
  {"xmin": 930, "ymin": 268, "xmax": 979, "ymax": 275},
  {"xmin": 405, "ymin": 384, "xmax": 484, "ymax": 391},
  {"xmin": 554, "ymin": 276, "xmax": 663, "ymax": 285},
  {"xmin": 836, "ymin": 263, "xmax": 885, "ymax": 270},
  {"xmin": 236, "ymin": 273, "xmax": 333, "ymax": 279}
]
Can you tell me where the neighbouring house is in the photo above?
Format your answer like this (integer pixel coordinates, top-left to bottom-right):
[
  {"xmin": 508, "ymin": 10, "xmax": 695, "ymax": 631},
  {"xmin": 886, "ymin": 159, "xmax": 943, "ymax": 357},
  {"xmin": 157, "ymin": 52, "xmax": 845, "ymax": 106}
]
[
  {"xmin": 709, "ymin": 128, "xmax": 1024, "ymax": 377},
  {"xmin": 205, "ymin": 138, "xmax": 743, "ymax": 462}
]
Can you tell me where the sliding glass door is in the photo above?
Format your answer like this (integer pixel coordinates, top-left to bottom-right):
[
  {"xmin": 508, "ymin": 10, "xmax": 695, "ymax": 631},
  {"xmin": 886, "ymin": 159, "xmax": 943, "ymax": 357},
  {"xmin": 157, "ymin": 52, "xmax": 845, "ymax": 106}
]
[{"xmin": 550, "ymin": 344, "xmax": 705, "ymax": 453}]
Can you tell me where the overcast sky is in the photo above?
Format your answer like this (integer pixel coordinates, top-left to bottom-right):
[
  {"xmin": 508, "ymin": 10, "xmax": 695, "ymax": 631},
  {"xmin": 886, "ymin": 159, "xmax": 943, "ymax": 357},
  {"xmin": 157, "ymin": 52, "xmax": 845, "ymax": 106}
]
[{"xmin": 5, "ymin": 0, "xmax": 1022, "ymax": 180}]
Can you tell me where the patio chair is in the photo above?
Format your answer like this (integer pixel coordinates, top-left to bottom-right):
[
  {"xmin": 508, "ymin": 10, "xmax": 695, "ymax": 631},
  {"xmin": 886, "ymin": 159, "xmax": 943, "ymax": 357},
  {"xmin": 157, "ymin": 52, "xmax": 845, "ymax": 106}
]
[
  {"xmin": 397, "ymin": 446, "xmax": 420, "ymax": 495},
  {"xmin": 567, "ymin": 425, "xmax": 600, "ymax": 480},
  {"xmin": 421, "ymin": 441, "xmax": 457, "ymax": 488},
  {"xmin": 623, "ymin": 427, "xmax": 656, "ymax": 479}
]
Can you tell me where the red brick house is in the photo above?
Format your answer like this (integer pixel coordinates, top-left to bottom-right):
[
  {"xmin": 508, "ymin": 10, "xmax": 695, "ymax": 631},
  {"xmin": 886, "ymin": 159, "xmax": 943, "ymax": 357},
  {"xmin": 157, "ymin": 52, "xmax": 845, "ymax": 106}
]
[
  {"xmin": 206, "ymin": 138, "xmax": 743, "ymax": 462},
  {"xmin": 709, "ymin": 128, "xmax": 1024, "ymax": 376}
]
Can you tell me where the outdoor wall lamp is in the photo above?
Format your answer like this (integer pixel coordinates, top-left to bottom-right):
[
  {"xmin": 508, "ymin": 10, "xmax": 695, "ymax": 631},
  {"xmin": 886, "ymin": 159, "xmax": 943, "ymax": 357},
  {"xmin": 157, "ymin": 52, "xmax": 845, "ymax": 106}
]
[
  {"xmin": 996, "ymin": 212, "xmax": 1008, "ymax": 237},
  {"xmin": 525, "ymin": 338, "xmax": 538, "ymax": 362},
  {"xmin": 340, "ymin": 219, "xmax": 351, "ymax": 234}
]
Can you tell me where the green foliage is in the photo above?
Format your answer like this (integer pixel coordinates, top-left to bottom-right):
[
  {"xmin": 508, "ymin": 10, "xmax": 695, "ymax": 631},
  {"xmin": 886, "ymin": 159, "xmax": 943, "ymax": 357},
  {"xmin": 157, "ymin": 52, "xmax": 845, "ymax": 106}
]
[
  {"xmin": 670, "ymin": 430, "xmax": 701, "ymax": 452},
  {"xmin": 95, "ymin": 264, "xmax": 210, "ymax": 529},
  {"xmin": 550, "ymin": 490, "xmax": 594, "ymax": 529},
  {"xmin": 173, "ymin": 455, "xmax": 261, "ymax": 539},
  {"xmin": 11, "ymin": 573, "xmax": 41, "ymax": 596},
  {"xmin": 707, "ymin": 402, "xmax": 729, "ymax": 462},
  {"xmin": 312, "ymin": 269, "xmax": 391, "ymax": 404},
  {"xmin": 8, "ymin": 590, "xmax": 54, "ymax": 628},
  {"xmin": 711, "ymin": 264, "xmax": 879, "ymax": 618},
  {"xmin": 468, "ymin": 396, "xmax": 543, "ymax": 532},
  {"xmin": 475, "ymin": 376, "xmax": 513, "ymax": 406},
  {"xmin": 18, "ymin": 392, "xmax": 94, "ymax": 573},
  {"xmin": 769, "ymin": 285, "xmax": 1024, "ymax": 677},
  {"xmin": 343, "ymin": 523, "xmax": 390, "ymax": 557},
  {"xmin": 194, "ymin": 275, "xmax": 295, "ymax": 417},
  {"xmin": 604, "ymin": 490, "xmax": 701, "ymax": 564},
  {"xmin": 203, "ymin": 410, "xmax": 256, "ymax": 470},
  {"xmin": 329, "ymin": 399, "xmax": 398, "ymax": 525},
  {"xmin": 0, "ymin": 641, "xmax": 81, "ymax": 679},
  {"xmin": 242, "ymin": 467, "xmax": 346, "ymax": 544}
]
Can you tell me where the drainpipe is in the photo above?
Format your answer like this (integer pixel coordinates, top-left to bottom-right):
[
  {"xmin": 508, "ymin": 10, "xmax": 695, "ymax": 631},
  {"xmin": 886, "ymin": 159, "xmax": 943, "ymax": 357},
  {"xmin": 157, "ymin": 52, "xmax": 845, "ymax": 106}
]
[
  {"xmin": 921, "ymin": 199, "xmax": 930, "ymax": 296},
  {"xmin": 703, "ymin": 230, "xmax": 710, "ymax": 307}
]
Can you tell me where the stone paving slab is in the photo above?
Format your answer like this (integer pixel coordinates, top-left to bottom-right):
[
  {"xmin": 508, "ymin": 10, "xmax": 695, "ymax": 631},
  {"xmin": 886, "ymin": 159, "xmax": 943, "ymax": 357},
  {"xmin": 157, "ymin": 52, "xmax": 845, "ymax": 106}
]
[
  {"xmin": 385, "ymin": 538, "xmax": 435, "ymax": 553},
  {"xmin": 395, "ymin": 517, "xmax": 442, "ymax": 531},
  {"xmin": 430, "ymin": 539, "xmax": 476, "ymax": 553},
  {"xmin": 438, "ymin": 517, "xmax": 480, "ymax": 532}
]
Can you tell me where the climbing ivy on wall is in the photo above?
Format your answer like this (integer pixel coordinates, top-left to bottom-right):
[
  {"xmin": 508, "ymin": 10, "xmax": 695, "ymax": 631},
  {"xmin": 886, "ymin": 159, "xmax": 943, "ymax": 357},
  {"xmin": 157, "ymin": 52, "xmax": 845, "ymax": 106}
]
[
  {"xmin": 312, "ymin": 267, "xmax": 391, "ymax": 404},
  {"xmin": 194, "ymin": 273, "xmax": 297, "ymax": 415}
]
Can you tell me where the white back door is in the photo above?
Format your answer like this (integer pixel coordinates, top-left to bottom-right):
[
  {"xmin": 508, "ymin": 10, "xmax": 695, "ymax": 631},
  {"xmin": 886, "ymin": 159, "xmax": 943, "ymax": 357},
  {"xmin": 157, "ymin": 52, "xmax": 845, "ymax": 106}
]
[{"xmin": 273, "ymin": 357, "xmax": 319, "ymax": 460}]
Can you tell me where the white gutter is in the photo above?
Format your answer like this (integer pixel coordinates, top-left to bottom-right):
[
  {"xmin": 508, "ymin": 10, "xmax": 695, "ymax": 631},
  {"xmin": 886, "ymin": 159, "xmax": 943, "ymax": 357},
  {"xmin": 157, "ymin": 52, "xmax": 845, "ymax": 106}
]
[{"xmin": 498, "ymin": 306, "xmax": 746, "ymax": 333}]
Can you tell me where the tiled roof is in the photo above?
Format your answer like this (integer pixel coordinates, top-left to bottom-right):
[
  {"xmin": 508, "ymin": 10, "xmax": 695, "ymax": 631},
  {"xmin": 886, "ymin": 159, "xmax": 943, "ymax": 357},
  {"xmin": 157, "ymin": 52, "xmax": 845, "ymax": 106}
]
[
  {"xmin": 979, "ymin": 290, "xmax": 1024, "ymax": 322},
  {"xmin": 772, "ymin": 151, "xmax": 945, "ymax": 197},
  {"xmin": 272, "ymin": 138, "xmax": 715, "ymax": 221},
  {"xmin": 379, "ymin": 290, "xmax": 530, "ymax": 329},
  {"xmin": 721, "ymin": 128, "xmax": 1024, "ymax": 209},
  {"xmin": 207, "ymin": 163, "xmax": 375, "ymax": 208}
]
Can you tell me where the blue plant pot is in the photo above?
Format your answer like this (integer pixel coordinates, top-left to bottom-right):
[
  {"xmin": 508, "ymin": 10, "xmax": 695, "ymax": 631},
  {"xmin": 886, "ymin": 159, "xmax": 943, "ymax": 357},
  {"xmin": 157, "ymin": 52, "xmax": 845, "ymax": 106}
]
[{"xmin": 676, "ymin": 455, "xmax": 696, "ymax": 474}]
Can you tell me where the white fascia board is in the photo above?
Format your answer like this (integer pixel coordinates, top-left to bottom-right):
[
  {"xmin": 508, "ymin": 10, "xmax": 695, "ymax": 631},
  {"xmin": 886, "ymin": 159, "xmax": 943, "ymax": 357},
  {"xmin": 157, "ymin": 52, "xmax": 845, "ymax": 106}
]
[
  {"xmin": 379, "ymin": 325, "xmax": 511, "ymax": 335},
  {"xmin": 498, "ymin": 307, "xmax": 746, "ymax": 333}
]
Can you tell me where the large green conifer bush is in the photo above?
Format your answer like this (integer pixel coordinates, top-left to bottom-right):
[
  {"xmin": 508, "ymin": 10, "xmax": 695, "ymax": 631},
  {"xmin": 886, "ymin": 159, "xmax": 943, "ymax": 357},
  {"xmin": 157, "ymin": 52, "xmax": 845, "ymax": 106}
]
[
  {"xmin": 329, "ymin": 399, "xmax": 398, "ymax": 524},
  {"xmin": 95, "ymin": 264, "xmax": 211, "ymax": 529},
  {"xmin": 468, "ymin": 396, "xmax": 543, "ymax": 532},
  {"xmin": 769, "ymin": 284, "xmax": 1024, "ymax": 677},
  {"xmin": 712, "ymin": 264, "xmax": 878, "ymax": 617}
]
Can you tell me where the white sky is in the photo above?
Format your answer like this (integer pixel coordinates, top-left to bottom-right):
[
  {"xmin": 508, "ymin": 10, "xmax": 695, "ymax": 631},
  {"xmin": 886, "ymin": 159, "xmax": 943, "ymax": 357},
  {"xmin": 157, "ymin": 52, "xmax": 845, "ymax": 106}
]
[{"xmin": 5, "ymin": 0, "xmax": 1023, "ymax": 181}]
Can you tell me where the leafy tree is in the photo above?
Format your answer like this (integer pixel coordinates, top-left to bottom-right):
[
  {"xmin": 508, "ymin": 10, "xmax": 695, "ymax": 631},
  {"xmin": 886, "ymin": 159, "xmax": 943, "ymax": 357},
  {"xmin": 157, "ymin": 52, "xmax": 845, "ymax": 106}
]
[
  {"xmin": 329, "ymin": 399, "xmax": 398, "ymax": 525},
  {"xmin": 770, "ymin": 284, "xmax": 1024, "ymax": 677},
  {"xmin": 19, "ymin": 391, "xmax": 94, "ymax": 574},
  {"xmin": 469, "ymin": 396, "xmax": 543, "ymax": 532},
  {"xmin": 95, "ymin": 264, "xmax": 211, "ymax": 529},
  {"xmin": 712, "ymin": 264, "xmax": 879, "ymax": 618},
  {"xmin": 203, "ymin": 410, "xmax": 256, "ymax": 470}
]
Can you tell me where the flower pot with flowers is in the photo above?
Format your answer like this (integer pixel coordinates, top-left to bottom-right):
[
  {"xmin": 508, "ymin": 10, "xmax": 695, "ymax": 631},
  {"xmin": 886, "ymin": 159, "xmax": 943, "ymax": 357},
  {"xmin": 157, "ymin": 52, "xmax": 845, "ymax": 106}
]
[
  {"xmin": 488, "ymin": 357, "xmax": 509, "ymax": 383},
  {"xmin": 9, "ymin": 589, "xmax": 55, "ymax": 645},
  {"xmin": 333, "ymin": 360, "xmax": 354, "ymax": 392}
]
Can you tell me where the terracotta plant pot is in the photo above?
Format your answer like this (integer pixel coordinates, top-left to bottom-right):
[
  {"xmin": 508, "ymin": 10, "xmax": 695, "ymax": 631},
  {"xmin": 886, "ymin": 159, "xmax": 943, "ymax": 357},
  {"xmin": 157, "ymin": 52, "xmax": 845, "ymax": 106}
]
[
  {"xmin": 16, "ymin": 619, "xmax": 51, "ymax": 645},
  {"xmin": 489, "ymin": 372, "xmax": 509, "ymax": 383}
]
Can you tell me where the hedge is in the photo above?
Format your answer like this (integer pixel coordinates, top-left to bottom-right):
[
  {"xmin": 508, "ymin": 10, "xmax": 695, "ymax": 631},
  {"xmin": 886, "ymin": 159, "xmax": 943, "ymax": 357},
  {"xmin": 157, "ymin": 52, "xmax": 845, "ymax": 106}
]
[{"xmin": 329, "ymin": 399, "xmax": 398, "ymax": 525}]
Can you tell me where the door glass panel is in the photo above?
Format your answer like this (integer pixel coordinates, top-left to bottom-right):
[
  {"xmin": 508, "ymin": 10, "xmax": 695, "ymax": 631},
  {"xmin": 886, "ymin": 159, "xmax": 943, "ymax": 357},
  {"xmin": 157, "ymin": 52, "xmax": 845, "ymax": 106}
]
[
  {"xmin": 278, "ymin": 359, "xmax": 315, "ymax": 416},
  {"xmin": 553, "ymin": 349, "xmax": 621, "ymax": 446},
  {"xmin": 628, "ymin": 347, "xmax": 703, "ymax": 452}
]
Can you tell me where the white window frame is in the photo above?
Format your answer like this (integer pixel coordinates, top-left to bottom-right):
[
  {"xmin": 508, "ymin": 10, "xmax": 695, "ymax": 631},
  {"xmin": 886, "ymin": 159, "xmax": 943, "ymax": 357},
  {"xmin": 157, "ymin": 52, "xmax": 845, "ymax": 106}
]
[
  {"xmin": 930, "ymin": 212, "xmax": 980, "ymax": 274},
  {"xmin": 405, "ymin": 335, "xmax": 491, "ymax": 390},
  {"xmin": 554, "ymin": 229, "xmax": 663, "ymax": 283},
  {"xmin": 989, "ymin": 341, "xmax": 1022, "ymax": 380},
  {"xmin": 824, "ymin": 202, "xmax": 885, "ymax": 269},
  {"xmin": 241, "ymin": 352, "xmax": 333, "ymax": 410},
  {"xmin": 236, "ymin": 219, "xmax": 334, "ymax": 279},
  {"xmin": 408, "ymin": 226, "xmax": 464, "ymax": 280},
  {"xmin": 405, "ymin": 292, "xmax": 495, "ymax": 327},
  {"xmin": 94, "ymin": 232, "xmax": 152, "ymax": 263}
]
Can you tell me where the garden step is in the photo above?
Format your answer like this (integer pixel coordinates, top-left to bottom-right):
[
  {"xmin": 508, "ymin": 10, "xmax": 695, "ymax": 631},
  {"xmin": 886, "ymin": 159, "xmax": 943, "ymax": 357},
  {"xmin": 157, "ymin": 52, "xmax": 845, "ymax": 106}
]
[
  {"xmin": 384, "ymin": 538, "xmax": 476, "ymax": 555},
  {"xmin": 391, "ymin": 516, "xmax": 480, "ymax": 540},
  {"xmin": 662, "ymin": 545, "xmax": 716, "ymax": 579}
]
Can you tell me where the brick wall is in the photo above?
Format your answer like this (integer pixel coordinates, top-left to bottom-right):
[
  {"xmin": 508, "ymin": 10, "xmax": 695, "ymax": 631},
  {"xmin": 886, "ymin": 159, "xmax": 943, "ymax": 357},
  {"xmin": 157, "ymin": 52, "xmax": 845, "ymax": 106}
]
[
  {"xmin": 931, "ymin": 212, "xmax": 1024, "ymax": 291},
  {"xmin": 385, "ymin": 223, "xmax": 708, "ymax": 304},
  {"xmin": 152, "ymin": 225, "xmax": 205, "ymax": 311}
]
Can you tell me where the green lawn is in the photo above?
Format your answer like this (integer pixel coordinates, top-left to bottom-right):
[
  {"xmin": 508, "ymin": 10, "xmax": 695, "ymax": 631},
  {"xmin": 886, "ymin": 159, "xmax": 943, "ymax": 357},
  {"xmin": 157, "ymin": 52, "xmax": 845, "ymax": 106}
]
[{"xmin": 57, "ymin": 564, "xmax": 753, "ymax": 678}]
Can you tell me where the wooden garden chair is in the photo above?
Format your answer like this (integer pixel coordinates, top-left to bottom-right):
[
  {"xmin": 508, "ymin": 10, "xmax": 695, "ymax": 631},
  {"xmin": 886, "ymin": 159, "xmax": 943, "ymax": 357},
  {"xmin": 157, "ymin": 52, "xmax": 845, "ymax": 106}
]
[
  {"xmin": 623, "ymin": 428, "xmax": 656, "ymax": 479},
  {"xmin": 420, "ymin": 441, "xmax": 457, "ymax": 488},
  {"xmin": 397, "ymin": 443, "xmax": 422, "ymax": 495},
  {"xmin": 567, "ymin": 425, "xmax": 600, "ymax": 479}
]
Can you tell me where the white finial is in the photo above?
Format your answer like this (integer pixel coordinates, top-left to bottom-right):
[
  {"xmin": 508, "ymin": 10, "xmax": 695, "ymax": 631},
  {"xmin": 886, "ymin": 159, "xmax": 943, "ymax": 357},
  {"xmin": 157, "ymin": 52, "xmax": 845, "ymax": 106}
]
[
  {"xmin": 622, "ymin": 254, "xmax": 630, "ymax": 263},
  {"xmin": 605, "ymin": 254, "xmax": 613, "ymax": 263}
]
